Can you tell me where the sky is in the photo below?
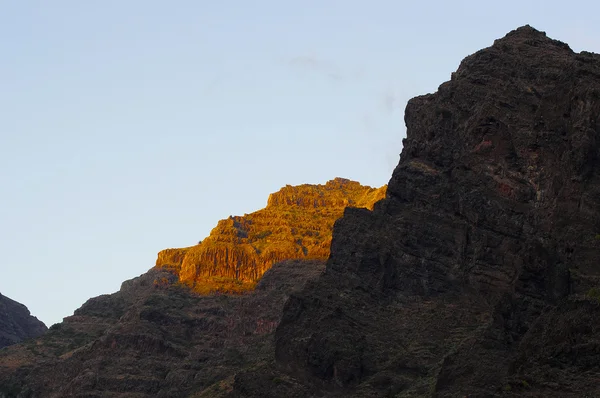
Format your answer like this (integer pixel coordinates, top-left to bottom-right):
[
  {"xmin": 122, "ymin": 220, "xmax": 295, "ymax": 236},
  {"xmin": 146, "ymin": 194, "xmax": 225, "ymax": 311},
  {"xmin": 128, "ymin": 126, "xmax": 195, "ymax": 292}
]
[{"xmin": 1, "ymin": 1, "xmax": 599, "ymax": 327}]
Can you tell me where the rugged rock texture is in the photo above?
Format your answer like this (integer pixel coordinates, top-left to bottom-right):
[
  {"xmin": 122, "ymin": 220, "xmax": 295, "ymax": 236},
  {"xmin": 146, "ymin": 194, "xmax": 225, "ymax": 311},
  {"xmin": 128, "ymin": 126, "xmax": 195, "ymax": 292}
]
[
  {"xmin": 0, "ymin": 293, "xmax": 46, "ymax": 349},
  {"xmin": 0, "ymin": 260, "xmax": 325, "ymax": 397},
  {"xmin": 156, "ymin": 178, "xmax": 386, "ymax": 293},
  {"xmin": 231, "ymin": 26, "xmax": 600, "ymax": 397},
  {"xmin": 3, "ymin": 26, "xmax": 600, "ymax": 398}
]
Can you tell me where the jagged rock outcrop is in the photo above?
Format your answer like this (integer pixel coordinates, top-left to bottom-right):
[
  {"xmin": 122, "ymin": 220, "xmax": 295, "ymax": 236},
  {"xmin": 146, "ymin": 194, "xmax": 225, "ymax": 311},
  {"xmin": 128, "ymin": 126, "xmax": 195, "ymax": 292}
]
[
  {"xmin": 0, "ymin": 293, "xmax": 46, "ymax": 349},
  {"xmin": 231, "ymin": 26, "xmax": 600, "ymax": 397},
  {"xmin": 0, "ymin": 260, "xmax": 325, "ymax": 397},
  {"xmin": 156, "ymin": 178, "xmax": 386, "ymax": 293}
]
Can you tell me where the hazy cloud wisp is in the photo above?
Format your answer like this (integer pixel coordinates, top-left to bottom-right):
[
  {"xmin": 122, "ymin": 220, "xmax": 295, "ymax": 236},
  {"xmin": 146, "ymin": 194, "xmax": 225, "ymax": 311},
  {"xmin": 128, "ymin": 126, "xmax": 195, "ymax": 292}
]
[{"xmin": 287, "ymin": 55, "xmax": 344, "ymax": 82}]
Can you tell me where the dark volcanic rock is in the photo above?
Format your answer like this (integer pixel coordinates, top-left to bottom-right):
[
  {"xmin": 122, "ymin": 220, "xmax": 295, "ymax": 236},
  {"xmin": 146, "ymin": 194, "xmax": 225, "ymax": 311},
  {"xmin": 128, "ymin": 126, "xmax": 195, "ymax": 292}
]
[
  {"xmin": 233, "ymin": 26, "xmax": 600, "ymax": 397},
  {"xmin": 0, "ymin": 293, "xmax": 46, "ymax": 349}
]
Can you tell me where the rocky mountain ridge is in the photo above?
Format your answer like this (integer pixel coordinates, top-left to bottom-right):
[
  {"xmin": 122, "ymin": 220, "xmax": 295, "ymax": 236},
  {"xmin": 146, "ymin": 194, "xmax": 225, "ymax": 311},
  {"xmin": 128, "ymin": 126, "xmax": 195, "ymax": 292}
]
[
  {"xmin": 155, "ymin": 178, "xmax": 385, "ymax": 294},
  {"xmin": 0, "ymin": 178, "xmax": 384, "ymax": 396}
]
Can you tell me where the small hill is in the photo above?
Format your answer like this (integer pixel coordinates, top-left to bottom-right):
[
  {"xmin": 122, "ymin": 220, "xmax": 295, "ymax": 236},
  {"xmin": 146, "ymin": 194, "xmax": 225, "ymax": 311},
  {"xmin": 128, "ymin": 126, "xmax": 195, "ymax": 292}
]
[
  {"xmin": 155, "ymin": 178, "xmax": 386, "ymax": 294},
  {"xmin": 0, "ymin": 293, "xmax": 47, "ymax": 349}
]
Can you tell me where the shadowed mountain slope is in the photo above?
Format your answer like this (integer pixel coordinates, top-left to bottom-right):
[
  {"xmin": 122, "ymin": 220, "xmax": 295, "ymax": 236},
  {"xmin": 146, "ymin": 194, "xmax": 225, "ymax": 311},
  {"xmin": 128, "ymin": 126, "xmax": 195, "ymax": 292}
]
[
  {"xmin": 231, "ymin": 26, "xmax": 600, "ymax": 397},
  {"xmin": 0, "ymin": 261, "xmax": 325, "ymax": 397}
]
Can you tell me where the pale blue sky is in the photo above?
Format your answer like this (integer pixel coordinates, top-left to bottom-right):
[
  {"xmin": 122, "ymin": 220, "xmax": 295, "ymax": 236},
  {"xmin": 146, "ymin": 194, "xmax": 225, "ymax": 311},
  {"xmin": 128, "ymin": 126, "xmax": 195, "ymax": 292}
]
[{"xmin": 1, "ymin": 1, "xmax": 599, "ymax": 326}]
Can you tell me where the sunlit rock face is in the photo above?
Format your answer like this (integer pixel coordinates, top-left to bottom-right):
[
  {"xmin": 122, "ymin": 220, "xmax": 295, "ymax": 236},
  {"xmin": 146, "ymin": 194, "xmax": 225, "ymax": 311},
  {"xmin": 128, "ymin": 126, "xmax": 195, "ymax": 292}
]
[{"xmin": 155, "ymin": 178, "xmax": 386, "ymax": 293}]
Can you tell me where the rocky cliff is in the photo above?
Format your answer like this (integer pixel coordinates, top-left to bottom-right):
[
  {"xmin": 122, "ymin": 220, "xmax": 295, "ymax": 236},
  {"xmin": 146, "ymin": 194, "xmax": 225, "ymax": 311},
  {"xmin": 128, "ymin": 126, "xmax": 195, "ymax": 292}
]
[
  {"xmin": 0, "ymin": 293, "xmax": 46, "ymax": 349},
  {"xmin": 155, "ymin": 178, "xmax": 386, "ymax": 293},
  {"xmin": 231, "ymin": 26, "xmax": 600, "ymax": 397}
]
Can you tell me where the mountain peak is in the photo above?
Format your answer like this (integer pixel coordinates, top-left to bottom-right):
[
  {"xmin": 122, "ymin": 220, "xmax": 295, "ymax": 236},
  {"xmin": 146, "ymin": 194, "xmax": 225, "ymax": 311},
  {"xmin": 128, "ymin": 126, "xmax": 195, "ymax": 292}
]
[
  {"xmin": 156, "ymin": 179, "xmax": 386, "ymax": 294},
  {"xmin": 493, "ymin": 24, "xmax": 571, "ymax": 50},
  {"xmin": 268, "ymin": 26, "xmax": 600, "ymax": 396}
]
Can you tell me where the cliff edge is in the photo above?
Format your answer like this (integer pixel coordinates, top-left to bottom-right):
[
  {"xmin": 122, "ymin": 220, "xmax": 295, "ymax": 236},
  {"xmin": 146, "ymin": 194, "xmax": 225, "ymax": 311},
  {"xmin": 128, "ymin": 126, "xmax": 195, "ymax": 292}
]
[
  {"xmin": 236, "ymin": 25, "xmax": 600, "ymax": 397},
  {"xmin": 155, "ymin": 178, "xmax": 386, "ymax": 293}
]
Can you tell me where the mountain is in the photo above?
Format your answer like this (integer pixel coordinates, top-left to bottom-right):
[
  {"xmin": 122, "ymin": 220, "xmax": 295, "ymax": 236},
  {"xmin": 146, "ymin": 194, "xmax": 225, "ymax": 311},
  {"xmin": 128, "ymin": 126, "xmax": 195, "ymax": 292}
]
[
  {"xmin": 231, "ymin": 26, "xmax": 600, "ymax": 397},
  {"xmin": 3, "ymin": 25, "xmax": 600, "ymax": 398},
  {"xmin": 0, "ymin": 293, "xmax": 46, "ymax": 349},
  {"xmin": 0, "ymin": 179, "xmax": 384, "ymax": 397},
  {"xmin": 155, "ymin": 178, "xmax": 386, "ymax": 294}
]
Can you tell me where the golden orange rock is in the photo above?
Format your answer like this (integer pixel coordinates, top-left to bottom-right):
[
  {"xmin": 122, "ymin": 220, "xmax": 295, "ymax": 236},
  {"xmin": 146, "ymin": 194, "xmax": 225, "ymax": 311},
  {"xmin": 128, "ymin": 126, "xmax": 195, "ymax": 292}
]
[{"xmin": 155, "ymin": 178, "xmax": 386, "ymax": 293}]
